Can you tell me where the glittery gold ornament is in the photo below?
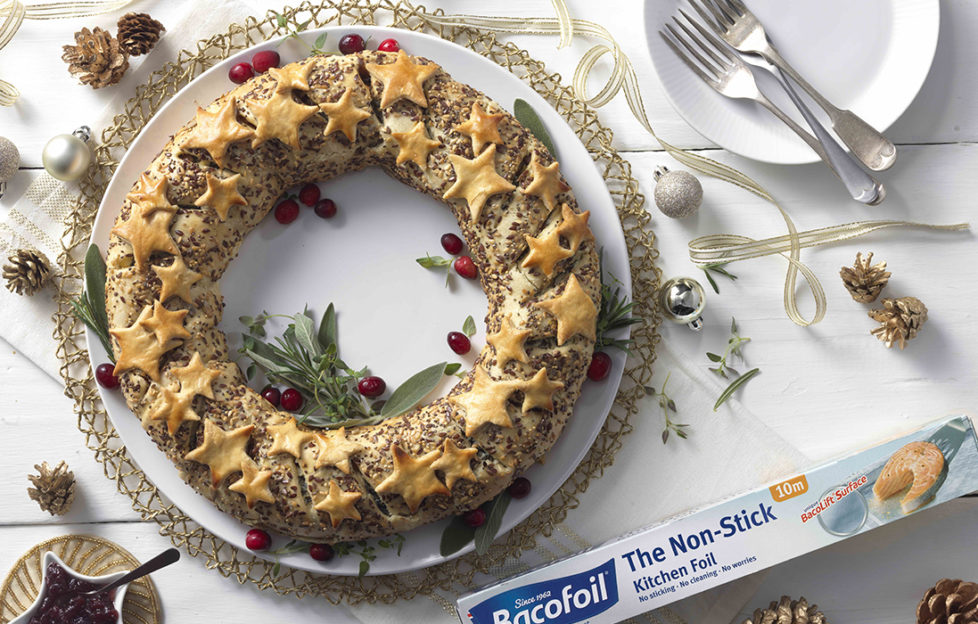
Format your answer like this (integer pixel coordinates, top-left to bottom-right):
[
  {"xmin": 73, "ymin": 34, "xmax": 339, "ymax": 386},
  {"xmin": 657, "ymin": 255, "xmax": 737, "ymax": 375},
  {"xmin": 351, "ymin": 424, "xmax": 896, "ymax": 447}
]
[
  {"xmin": 653, "ymin": 166, "xmax": 702, "ymax": 219},
  {"xmin": 0, "ymin": 136, "xmax": 19, "ymax": 199}
]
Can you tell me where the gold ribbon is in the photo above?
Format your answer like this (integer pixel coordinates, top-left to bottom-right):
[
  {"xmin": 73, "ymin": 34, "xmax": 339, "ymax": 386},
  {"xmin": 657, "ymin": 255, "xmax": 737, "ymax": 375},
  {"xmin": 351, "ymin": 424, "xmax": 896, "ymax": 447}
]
[
  {"xmin": 0, "ymin": 0, "xmax": 134, "ymax": 105},
  {"xmin": 423, "ymin": 1, "xmax": 970, "ymax": 326}
]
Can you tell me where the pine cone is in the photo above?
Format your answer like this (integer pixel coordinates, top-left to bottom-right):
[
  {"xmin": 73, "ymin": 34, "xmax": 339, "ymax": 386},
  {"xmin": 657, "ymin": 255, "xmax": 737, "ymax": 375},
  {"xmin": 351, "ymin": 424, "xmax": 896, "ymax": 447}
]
[
  {"xmin": 117, "ymin": 12, "xmax": 165, "ymax": 56},
  {"xmin": 840, "ymin": 251, "xmax": 890, "ymax": 303},
  {"xmin": 917, "ymin": 579, "xmax": 978, "ymax": 624},
  {"xmin": 743, "ymin": 596, "xmax": 828, "ymax": 624},
  {"xmin": 61, "ymin": 27, "xmax": 129, "ymax": 89},
  {"xmin": 3, "ymin": 248, "xmax": 51, "ymax": 296},
  {"xmin": 869, "ymin": 296, "xmax": 928, "ymax": 349},
  {"xmin": 27, "ymin": 461, "xmax": 76, "ymax": 516}
]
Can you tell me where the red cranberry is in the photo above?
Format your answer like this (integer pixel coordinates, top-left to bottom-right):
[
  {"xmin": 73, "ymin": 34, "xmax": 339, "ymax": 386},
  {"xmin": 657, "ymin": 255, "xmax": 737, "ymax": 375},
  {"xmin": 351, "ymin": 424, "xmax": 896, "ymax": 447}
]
[
  {"xmin": 274, "ymin": 199, "xmax": 299, "ymax": 224},
  {"xmin": 261, "ymin": 386, "xmax": 281, "ymax": 407},
  {"xmin": 358, "ymin": 376, "xmax": 386, "ymax": 398},
  {"xmin": 245, "ymin": 528, "xmax": 272, "ymax": 551},
  {"xmin": 281, "ymin": 388, "xmax": 303, "ymax": 411},
  {"xmin": 454, "ymin": 255, "xmax": 477, "ymax": 279},
  {"xmin": 95, "ymin": 363, "xmax": 119, "ymax": 389},
  {"xmin": 298, "ymin": 183, "xmax": 321, "ymax": 206},
  {"xmin": 447, "ymin": 331, "xmax": 471, "ymax": 355},
  {"xmin": 440, "ymin": 232, "xmax": 463, "ymax": 255},
  {"xmin": 309, "ymin": 543, "xmax": 335, "ymax": 561},
  {"xmin": 251, "ymin": 50, "xmax": 280, "ymax": 73},
  {"xmin": 378, "ymin": 38, "xmax": 400, "ymax": 52},
  {"xmin": 462, "ymin": 508, "xmax": 486, "ymax": 528},
  {"xmin": 314, "ymin": 198, "xmax": 337, "ymax": 219},
  {"xmin": 228, "ymin": 62, "xmax": 255, "ymax": 84},
  {"xmin": 587, "ymin": 351, "xmax": 612, "ymax": 381},
  {"xmin": 338, "ymin": 33, "xmax": 365, "ymax": 54},
  {"xmin": 507, "ymin": 477, "xmax": 531, "ymax": 499}
]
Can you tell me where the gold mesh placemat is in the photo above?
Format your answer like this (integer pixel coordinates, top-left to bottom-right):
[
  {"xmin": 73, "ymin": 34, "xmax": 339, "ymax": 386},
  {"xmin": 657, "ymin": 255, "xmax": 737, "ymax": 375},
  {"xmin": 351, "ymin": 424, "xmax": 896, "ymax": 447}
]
[
  {"xmin": 50, "ymin": 0, "xmax": 661, "ymax": 603},
  {"xmin": 0, "ymin": 534, "xmax": 160, "ymax": 624}
]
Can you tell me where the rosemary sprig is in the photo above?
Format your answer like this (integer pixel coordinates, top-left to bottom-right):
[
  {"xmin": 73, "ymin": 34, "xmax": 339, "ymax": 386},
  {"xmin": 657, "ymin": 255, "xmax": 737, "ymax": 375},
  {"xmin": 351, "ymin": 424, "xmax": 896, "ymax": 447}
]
[
  {"xmin": 70, "ymin": 244, "xmax": 114, "ymax": 359},
  {"xmin": 334, "ymin": 534, "xmax": 406, "ymax": 576},
  {"xmin": 596, "ymin": 251, "xmax": 641, "ymax": 352},
  {"xmin": 700, "ymin": 263, "xmax": 738, "ymax": 294},
  {"xmin": 644, "ymin": 372, "xmax": 689, "ymax": 444},
  {"xmin": 272, "ymin": 11, "xmax": 330, "ymax": 54},
  {"xmin": 239, "ymin": 305, "xmax": 453, "ymax": 429},
  {"xmin": 708, "ymin": 318, "xmax": 761, "ymax": 411}
]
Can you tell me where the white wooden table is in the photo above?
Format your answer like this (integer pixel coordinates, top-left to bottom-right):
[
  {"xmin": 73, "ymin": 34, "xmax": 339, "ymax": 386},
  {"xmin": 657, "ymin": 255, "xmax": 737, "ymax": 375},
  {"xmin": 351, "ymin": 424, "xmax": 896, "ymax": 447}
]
[{"xmin": 1, "ymin": 1, "xmax": 976, "ymax": 622}]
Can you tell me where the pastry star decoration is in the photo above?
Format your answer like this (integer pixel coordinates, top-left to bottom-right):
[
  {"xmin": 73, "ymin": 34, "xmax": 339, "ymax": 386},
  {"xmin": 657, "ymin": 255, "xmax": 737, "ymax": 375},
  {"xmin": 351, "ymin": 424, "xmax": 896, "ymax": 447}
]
[
  {"xmin": 535, "ymin": 274, "xmax": 598, "ymax": 346},
  {"xmin": 456, "ymin": 102, "xmax": 504, "ymax": 155},
  {"xmin": 140, "ymin": 301, "xmax": 190, "ymax": 348},
  {"xmin": 523, "ymin": 227, "xmax": 572, "ymax": 278},
  {"xmin": 228, "ymin": 459, "xmax": 275, "ymax": 508},
  {"xmin": 194, "ymin": 173, "xmax": 246, "ymax": 221},
  {"xmin": 520, "ymin": 368, "xmax": 563, "ymax": 413},
  {"xmin": 314, "ymin": 480, "xmax": 362, "ymax": 528},
  {"xmin": 266, "ymin": 415, "xmax": 316, "ymax": 459},
  {"xmin": 319, "ymin": 86, "xmax": 372, "ymax": 142},
  {"xmin": 375, "ymin": 443, "xmax": 449, "ymax": 513},
  {"xmin": 524, "ymin": 153, "xmax": 570, "ymax": 212},
  {"xmin": 443, "ymin": 144, "xmax": 516, "ymax": 222},
  {"xmin": 556, "ymin": 203, "xmax": 593, "ymax": 252},
  {"xmin": 487, "ymin": 315, "xmax": 530, "ymax": 366},
  {"xmin": 267, "ymin": 59, "xmax": 315, "ymax": 94},
  {"xmin": 153, "ymin": 254, "xmax": 202, "ymax": 305},
  {"xmin": 111, "ymin": 201, "xmax": 178, "ymax": 272},
  {"xmin": 111, "ymin": 305, "xmax": 179, "ymax": 381},
  {"xmin": 149, "ymin": 352, "xmax": 220, "ymax": 435},
  {"xmin": 184, "ymin": 420, "xmax": 255, "ymax": 487},
  {"xmin": 391, "ymin": 121, "xmax": 441, "ymax": 168},
  {"xmin": 182, "ymin": 97, "xmax": 253, "ymax": 167},
  {"xmin": 127, "ymin": 173, "xmax": 174, "ymax": 216},
  {"xmin": 365, "ymin": 49, "xmax": 440, "ymax": 108},
  {"xmin": 245, "ymin": 89, "xmax": 319, "ymax": 150},
  {"xmin": 450, "ymin": 366, "xmax": 524, "ymax": 436},
  {"xmin": 430, "ymin": 439, "xmax": 478, "ymax": 490},
  {"xmin": 313, "ymin": 427, "xmax": 365, "ymax": 474}
]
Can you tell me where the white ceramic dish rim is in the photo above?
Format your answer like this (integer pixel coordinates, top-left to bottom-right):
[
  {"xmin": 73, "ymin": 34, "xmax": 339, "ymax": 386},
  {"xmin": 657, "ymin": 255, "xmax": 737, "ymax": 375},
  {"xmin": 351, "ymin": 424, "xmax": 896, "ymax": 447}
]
[
  {"xmin": 9, "ymin": 551, "xmax": 130, "ymax": 624},
  {"xmin": 86, "ymin": 26, "xmax": 632, "ymax": 576},
  {"xmin": 642, "ymin": 0, "xmax": 941, "ymax": 165}
]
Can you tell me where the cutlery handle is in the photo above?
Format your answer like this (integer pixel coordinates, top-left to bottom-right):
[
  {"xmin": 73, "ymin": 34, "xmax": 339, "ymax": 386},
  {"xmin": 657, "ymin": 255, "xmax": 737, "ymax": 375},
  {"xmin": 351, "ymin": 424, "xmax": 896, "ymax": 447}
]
[
  {"xmin": 94, "ymin": 548, "xmax": 180, "ymax": 595},
  {"xmin": 762, "ymin": 45, "xmax": 897, "ymax": 171},
  {"xmin": 775, "ymin": 70, "xmax": 885, "ymax": 206}
]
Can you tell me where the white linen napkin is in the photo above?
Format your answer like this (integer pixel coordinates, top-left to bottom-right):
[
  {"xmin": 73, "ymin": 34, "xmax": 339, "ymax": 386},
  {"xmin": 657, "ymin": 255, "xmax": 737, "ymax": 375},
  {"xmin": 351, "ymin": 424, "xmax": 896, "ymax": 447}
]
[{"xmin": 0, "ymin": 5, "xmax": 806, "ymax": 624}]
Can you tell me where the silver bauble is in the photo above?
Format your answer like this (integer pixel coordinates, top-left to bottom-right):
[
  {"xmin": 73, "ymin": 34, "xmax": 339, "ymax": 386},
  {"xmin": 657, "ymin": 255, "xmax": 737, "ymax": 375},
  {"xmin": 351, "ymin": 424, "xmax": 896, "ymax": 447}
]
[
  {"xmin": 659, "ymin": 276, "xmax": 706, "ymax": 331},
  {"xmin": 653, "ymin": 166, "xmax": 702, "ymax": 219},
  {"xmin": 42, "ymin": 126, "xmax": 92, "ymax": 182},
  {"xmin": 0, "ymin": 136, "xmax": 18, "ymax": 184}
]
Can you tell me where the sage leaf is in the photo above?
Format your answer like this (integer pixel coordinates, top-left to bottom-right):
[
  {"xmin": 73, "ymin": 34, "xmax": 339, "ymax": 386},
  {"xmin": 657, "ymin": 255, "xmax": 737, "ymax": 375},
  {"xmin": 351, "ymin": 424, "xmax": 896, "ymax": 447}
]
[
  {"xmin": 318, "ymin": 303, "xmax": 337, "ymax": 349},
  {"xmin": 382, "ymin": 362, "xmax": 447, "ymax": 418},
  {"xmin": 272, "ymin": 561, "xmax": 281, "ymax": 577},
  {"xmin": 713, "ymin": 368, "xmax": 760, "ymax": 412},
  {"xmin": 475, "ymin": 492, "xmax": 512, "ymax": 555},
  {"xmin": 444, "ymin": 362, "xmax": 462, "ymax": 376},
  {"xmin": 84, "ymin": 244, "xmax": 108, "ymax": 337},
  {"xmin": 440, "ymin": 515, "xmax": 475, "ymax": 556},
  {"xmin": 358, "ymin": 560, "xmax": 370, "ymax": 577},
  {"xmin": 294, "ymin": 312, "xmax": 320, "ymax": 358},
  {"xmin": 315, "ymin": 33, "xmax": 328, "ymax": 50},
  {"xmin": 417, "ymin": 254, "xmax": 451, "ymax": 269},
  {"xmin": 514, "ymin": 98, "xmax": 556, "ymax": 157},
  {"xmin": 706, "ymin": 352, "xmax": 722, "ymax": 362},
  {"xmin": 462, "ymin": 315, "xmax": 476, "ymax": 337}
]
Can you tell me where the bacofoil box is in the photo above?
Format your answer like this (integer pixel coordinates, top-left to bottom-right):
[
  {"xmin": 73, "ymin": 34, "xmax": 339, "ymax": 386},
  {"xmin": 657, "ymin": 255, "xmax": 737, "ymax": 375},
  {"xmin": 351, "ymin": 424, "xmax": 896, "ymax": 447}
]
[{"xmin": 457, "ymin": 415, "xmax": 978, "ymax": 624}]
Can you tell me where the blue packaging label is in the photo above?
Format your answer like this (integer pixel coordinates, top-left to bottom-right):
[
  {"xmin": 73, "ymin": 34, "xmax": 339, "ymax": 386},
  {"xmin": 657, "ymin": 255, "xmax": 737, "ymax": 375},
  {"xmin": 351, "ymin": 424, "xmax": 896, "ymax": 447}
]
[{"xmin": 466, "ymin": 558, "xmax": 618, "ymax": 624}]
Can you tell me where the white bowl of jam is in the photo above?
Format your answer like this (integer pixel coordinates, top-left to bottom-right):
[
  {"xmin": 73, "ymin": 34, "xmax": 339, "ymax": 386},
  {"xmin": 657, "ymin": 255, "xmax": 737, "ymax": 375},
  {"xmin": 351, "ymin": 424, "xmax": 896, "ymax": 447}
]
[{"xmin": 10, "ymin": 551, "xmax": 129, "ymax": 624}]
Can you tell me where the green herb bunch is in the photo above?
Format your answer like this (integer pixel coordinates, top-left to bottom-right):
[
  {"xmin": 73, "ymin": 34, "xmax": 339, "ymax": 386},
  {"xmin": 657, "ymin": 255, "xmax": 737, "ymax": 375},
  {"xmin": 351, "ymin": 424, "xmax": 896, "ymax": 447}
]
[
  {"xmin": 708, "ymin": 318, "xmax": 760, "ymax": 411},
  {"xmin": 70, "ymin": 244, "xmax": 114, "ymax": 359},
  {"xmin": 644, "ymin": 373, "xmax": 689, "ymax": 444}
]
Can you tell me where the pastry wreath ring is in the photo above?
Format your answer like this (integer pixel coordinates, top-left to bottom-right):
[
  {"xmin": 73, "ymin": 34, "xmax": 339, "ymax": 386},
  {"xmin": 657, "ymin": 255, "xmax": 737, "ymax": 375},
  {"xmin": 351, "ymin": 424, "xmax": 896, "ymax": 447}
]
[{"xmin": 105, "ymin": 51, "xmax": 600, "ymax": 542}]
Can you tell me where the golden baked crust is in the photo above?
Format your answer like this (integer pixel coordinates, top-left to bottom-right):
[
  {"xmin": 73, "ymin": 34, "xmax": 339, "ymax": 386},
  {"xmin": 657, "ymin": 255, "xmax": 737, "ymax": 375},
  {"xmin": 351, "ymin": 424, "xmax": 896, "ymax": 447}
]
[{"xmin": 104, "ymin": 51, "xmax": 600, "ymax": 542}]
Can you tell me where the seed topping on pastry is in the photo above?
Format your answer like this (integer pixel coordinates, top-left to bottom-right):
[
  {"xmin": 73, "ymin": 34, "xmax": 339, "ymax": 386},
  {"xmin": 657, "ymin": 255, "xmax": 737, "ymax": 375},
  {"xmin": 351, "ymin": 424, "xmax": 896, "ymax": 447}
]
[
  {"xmin": 319, "ymin": 86, "xmax": 372, "ymax": 142},
  {"xmin": 535, "ymin": 274, "xmax": 598, "ymax": 346},
  {"xmin": 443, "ymin": 144, "xmax": 516, "ymax": 222},
  {"xmin": 365, "ymin": 49, "xmax": 440, "ymax": 108}
]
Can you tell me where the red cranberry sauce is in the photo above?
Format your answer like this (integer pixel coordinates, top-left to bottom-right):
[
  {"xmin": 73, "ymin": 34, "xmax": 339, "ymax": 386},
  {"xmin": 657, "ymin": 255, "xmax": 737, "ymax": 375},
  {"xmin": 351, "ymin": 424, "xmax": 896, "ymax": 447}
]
[{"xmin": 29, "ymin": 561, "xmax": 119, "ymax": 624}]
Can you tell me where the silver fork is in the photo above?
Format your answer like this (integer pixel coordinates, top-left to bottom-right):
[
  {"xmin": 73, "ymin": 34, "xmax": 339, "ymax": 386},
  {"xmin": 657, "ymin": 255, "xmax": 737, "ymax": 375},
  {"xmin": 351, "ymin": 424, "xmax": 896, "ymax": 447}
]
[
  {"xmin": 661, "ymin": 14, "xmax": 884, "ymax": 204},
  {"xmin": 691, "ymin": 0, "xmax": 897, "ymax": 171}
]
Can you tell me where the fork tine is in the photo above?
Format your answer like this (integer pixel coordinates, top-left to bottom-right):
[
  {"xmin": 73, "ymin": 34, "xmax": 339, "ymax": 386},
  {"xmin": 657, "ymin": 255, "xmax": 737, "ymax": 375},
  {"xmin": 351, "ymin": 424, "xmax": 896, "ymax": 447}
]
[
  {"xmin": 686, "ymin": 0, "xmax": 721, "ymax": 32},
  {"xmin": 725, "ymin": 0, "xmax": 749, "ymax": 15},
  {"xmin": 678, "ymin": 10, "xmax": 737, "ymax": 64},
  {"xmin": 665, "ymin": 23, "xmax": 722, "ymax": 79},
  {"xmin": 659, "ymin": 30, "xmax": 719, "ymax": 88},
  {"xmin": 672, "ymin": 15, "xmax": 728, "ymax": 69},
  {"xmin": 705, "ymin": 0, "xmax": 737, "ymax": 27}
]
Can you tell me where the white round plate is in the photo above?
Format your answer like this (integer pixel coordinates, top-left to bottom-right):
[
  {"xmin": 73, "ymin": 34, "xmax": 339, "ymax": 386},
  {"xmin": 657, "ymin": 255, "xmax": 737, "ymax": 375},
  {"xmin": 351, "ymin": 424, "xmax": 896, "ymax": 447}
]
[
  {"xmin": 88, "ymin": 27, "xmax": 630, "ymax": 576},
  {"xmin": 644, "ymin": 0, "xmax": 940, "ymax": 164}
]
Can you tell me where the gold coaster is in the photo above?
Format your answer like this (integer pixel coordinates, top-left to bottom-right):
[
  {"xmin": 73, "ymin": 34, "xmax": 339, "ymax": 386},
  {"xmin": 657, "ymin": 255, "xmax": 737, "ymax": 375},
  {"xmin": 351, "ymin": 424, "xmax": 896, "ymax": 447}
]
[{"xmin": 0, "ymin": 534, "xmax": 161, "ymax": 624}]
